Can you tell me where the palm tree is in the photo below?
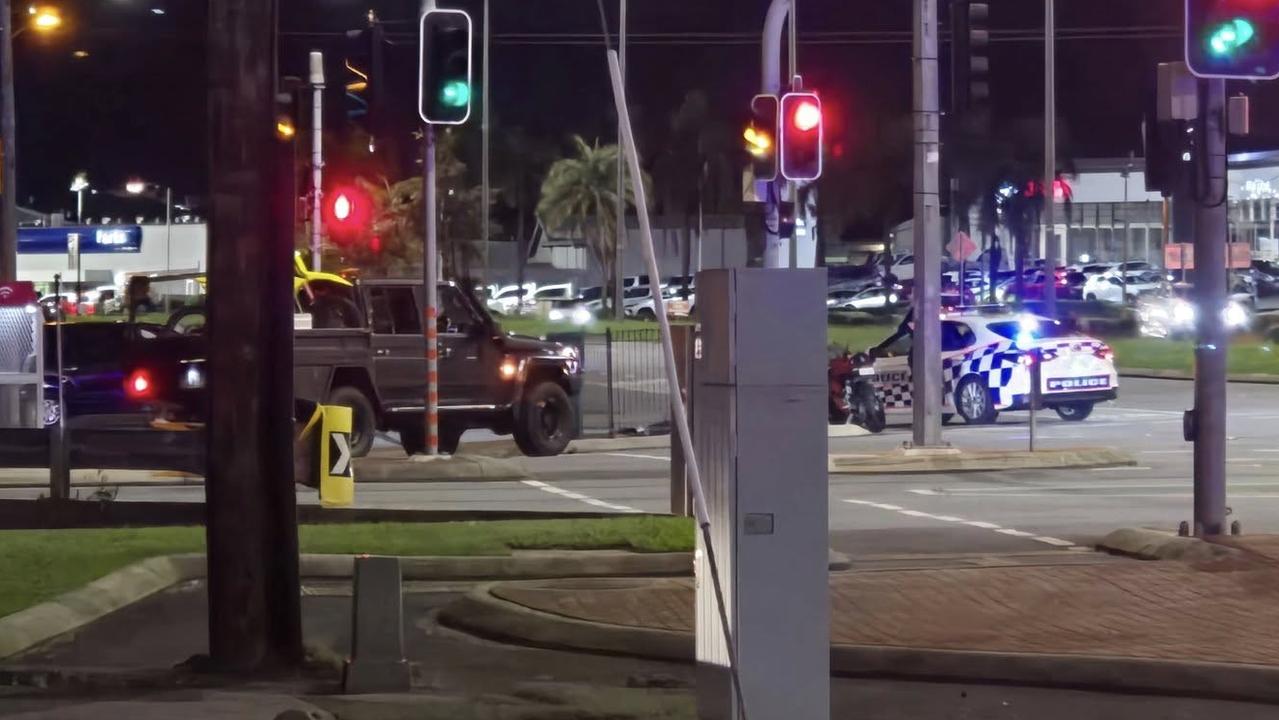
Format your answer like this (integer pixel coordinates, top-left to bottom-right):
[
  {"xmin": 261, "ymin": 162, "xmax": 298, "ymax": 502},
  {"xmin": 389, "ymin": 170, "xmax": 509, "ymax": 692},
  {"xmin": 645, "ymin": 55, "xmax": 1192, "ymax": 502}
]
[
  {"xmin": 537, "ymin": 135, "xmax": 648, "ymax": 316},
  {"xmin": 652, "ymin": 90, "xmax": 735, "ymax": 282}
]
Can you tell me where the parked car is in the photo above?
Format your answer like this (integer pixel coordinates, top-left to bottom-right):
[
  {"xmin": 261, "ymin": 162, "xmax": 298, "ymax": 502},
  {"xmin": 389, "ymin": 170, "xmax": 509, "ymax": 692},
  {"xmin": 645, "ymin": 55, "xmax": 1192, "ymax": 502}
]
[
  {"xmin": 827, "ymin": 285, "xmax": 901, "ymax": 312},
  {"xmin": 1082, "ymin": 270, "xmax": 1162, "ymax": 303}
]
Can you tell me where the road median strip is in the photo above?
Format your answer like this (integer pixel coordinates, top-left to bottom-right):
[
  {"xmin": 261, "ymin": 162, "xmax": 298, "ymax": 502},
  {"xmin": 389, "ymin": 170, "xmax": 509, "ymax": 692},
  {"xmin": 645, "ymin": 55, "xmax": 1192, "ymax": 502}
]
[{"xmin": 828, "ymin": 446, "xmax": 1134, "ymax": 474}]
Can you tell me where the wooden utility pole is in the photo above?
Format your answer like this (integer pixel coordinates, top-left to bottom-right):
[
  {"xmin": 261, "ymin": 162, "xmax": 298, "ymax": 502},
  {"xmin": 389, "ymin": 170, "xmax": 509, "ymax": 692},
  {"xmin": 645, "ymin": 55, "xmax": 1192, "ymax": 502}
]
[{"xmin": 205, "ymin": 0, "xmax": 302, "ymax": 671}]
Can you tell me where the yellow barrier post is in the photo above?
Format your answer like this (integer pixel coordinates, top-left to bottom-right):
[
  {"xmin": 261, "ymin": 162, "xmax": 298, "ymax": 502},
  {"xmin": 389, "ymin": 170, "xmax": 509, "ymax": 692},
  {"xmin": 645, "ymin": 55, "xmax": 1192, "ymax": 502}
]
[{"xmin": 317, "ymin": 404, "xmax": 355, "ymax": 507}]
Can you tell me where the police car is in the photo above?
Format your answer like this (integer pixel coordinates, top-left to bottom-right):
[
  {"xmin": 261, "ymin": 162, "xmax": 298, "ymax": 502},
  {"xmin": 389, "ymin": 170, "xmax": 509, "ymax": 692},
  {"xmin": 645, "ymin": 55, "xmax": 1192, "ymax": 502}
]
[{"xmin": 867, "ymin": 309, "xmax": 1118, "ymax": 424}]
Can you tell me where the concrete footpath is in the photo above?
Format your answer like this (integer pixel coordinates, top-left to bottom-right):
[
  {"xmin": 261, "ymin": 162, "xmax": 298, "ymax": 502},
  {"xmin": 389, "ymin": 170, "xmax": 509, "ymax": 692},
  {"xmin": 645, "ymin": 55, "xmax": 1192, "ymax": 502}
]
[{"xmin": 441, "ymin": 533, "xmax": 1279, "ymax": 704}]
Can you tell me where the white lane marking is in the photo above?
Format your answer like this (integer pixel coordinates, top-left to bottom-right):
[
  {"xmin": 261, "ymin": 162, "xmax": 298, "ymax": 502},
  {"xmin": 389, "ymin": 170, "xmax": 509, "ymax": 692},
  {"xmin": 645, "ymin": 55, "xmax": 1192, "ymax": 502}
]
[
  {"xmin": 934, "ymin": 479, "xmax": 1279, "ymax": 494},
  {"xmin": 521, "ymin": 479, "xmax": 641, "ymax": 513},
  {"xmin": 908, "ymin": 489, "xmax": 941, "ymax": 495},
  {"xmin": 1087, "ymin": 466, "xmax": 1152, "ymax": 472},
  {"xmin": 840, "ymin": 498, "xmax": 1080, "ymax": 550},
  {"xmin": 1257, "ymin": 449, "xmax": 1279, "ymax": 453},
  {"xmin": 605, "ymin": 452, "xmax": 671, "ymax": 462},
  {"xmin": 1142, "ymin": 450, "xmax": 1192, "ymax": 454},
  {"xmin": 1034, "ymin": 536, "xmax": 1076, "ymax": 547}
]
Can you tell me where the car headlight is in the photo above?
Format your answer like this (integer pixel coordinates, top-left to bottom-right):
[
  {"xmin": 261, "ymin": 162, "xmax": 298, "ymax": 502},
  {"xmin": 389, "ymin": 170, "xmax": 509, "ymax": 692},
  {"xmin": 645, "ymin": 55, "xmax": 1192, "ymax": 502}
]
[
  {"xmin": 1225, "ymin": 302, "xmax": 1248, "ymax": 328},
  {"xmin": 1172, "ymin": 301, "xmax": 1196, "ymax": 326},
  {"xmin": 572, "ymin": 308, "xmax": 593, "ymax": 325},
  {"xmin": 548, "ymin": 309, "xmax": 565, "ymax": 321}
]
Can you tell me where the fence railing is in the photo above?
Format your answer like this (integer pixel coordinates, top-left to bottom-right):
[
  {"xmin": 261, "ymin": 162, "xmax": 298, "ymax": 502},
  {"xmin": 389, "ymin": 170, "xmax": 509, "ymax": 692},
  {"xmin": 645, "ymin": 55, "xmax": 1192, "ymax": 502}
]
[{"xmin": 554, "ymin": 328, "xmax": 672, "ymax": 437}]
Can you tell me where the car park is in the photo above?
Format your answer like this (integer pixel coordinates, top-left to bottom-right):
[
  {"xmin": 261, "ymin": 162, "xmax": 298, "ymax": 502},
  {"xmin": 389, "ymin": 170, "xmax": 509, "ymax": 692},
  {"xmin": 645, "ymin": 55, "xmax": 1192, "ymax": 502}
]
[{"xmin": 866, "ymin": 310, "xmax": 1118, "ymax": 424}]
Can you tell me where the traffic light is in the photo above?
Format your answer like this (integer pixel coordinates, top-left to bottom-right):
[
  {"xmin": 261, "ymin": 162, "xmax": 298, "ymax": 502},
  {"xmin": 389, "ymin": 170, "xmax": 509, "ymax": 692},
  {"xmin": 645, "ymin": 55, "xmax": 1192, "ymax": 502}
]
[
  {"xmin": 952, "ymin": 1, "xmax": 991, "ymax": 113},
  {"xmin": 745, "ymin": 94, "xmax": 778, "ymax": 182},
  {"xmin": 419, "ymin": 8, "xmax": 473, "ymax": 125},
  {"xmin": 1186, "ymin": 0, "xmax": 1279, "ymax": 79},
  {"xmin": 780, "ymin": 92, "xmax": 823, "ymax": 181},
  {"xmin": 344, "ymin": 21, "xmax": 386, "ymax": 151},
  {"xmin": 325, "ymin": 184, "xmax": 372, "ymax": 245}
]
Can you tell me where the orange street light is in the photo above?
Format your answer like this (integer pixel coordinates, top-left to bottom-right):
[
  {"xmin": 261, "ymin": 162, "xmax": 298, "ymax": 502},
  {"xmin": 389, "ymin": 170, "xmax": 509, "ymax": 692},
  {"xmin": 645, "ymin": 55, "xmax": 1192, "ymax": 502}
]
[{"xmin": 29, "ymin": 6, "xmax": 63, "ymax": 33}]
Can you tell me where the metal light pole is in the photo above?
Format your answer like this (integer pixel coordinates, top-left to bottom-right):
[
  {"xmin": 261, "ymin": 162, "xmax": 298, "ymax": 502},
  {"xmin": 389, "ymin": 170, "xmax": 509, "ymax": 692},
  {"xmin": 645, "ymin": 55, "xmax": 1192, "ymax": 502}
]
[
  {"xmin": 1122, "ymin": 152, "xmax": 1132, "ymax": 298},
  {"xmin": 912, "ymin": 0, "xmax": 943, "ymax": 446},
  {"xmin": 613, "ymin": 0, "xmax": 626, "ymax": 318},
  {"xmin": 761, "ymin": 0, "xmax": 790, "ymax": 269},
  {"xmin": 481, "ymin": 0, "xmax": 490, "ymax": 284},
  {"xmin": 1042, "ymin": 0, "xmax": 1057, "ymax": 318},
  {"xmin": 1192, "ymin": 78, "xmax": 1228, "ymax": 537},
  {"xmin": 309, "ymin": 50, "xmax": 324, "ymax": 272}
]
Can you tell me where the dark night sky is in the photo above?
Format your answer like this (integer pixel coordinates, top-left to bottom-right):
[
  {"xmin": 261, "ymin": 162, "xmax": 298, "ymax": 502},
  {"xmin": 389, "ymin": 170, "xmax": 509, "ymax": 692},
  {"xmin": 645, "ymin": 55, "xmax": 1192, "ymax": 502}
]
[{"xmin": 15, "ymin": 0, "xmax": 1275, "ymax": 223}]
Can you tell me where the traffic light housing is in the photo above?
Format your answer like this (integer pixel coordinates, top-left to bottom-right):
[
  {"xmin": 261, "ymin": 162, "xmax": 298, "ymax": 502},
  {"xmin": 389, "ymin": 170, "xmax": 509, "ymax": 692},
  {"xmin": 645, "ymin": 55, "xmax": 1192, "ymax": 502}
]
[
  {"xmin": 952, "ymin": 1, "xmax": 991, "ymax": 113},
  {"xmin": 1186, "ymin": 0, "xmax": 1279, "ymax": 79},
  {"xmin": 419, "ymin": 8, "xmax": 473, "ymax": 125},
  {"xmin": 745, "ymin": 94, "xmax": 778, "ymax": 182},
  {"xmin": 780, "ymin": 92, "xmax": 823, "ymax": 181},
  {"xmin": 343, "ymin": 22, "xmax": 386, "ymax": 151}
]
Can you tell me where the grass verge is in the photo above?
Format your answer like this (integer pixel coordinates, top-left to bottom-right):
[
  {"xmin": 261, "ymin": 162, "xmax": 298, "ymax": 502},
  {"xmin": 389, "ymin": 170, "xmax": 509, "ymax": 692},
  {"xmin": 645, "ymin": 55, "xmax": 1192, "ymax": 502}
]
[
  {"xmin": 1105, "ymin": 335, "xmax": 1276, "ymax": 376},
  {"xmin": 0, "ymin": 516, "xmax": 693, "ymax": 619}
]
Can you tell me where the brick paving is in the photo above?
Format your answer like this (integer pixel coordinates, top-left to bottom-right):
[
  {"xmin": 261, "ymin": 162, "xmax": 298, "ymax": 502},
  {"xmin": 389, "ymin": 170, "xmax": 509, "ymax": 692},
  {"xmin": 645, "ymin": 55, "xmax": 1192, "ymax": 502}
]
[{"xmin": 492, "ymin": 555, "xmax": 1279, "ymax": 665}]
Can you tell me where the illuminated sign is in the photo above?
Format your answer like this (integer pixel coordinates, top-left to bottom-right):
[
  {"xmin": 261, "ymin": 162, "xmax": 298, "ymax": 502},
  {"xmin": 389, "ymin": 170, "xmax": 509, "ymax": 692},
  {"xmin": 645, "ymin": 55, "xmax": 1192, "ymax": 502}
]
[{"xmin": 17, "ymin": 226, "xmax": 143, "ymax": 254}]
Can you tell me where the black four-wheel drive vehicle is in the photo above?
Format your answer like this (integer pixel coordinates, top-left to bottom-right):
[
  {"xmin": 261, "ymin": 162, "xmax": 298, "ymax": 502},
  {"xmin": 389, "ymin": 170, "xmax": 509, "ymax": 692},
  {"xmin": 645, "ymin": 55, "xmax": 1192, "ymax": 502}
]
[{"xmin": 131, "ymin": 279, "xmax": 583, "ymax": 458}]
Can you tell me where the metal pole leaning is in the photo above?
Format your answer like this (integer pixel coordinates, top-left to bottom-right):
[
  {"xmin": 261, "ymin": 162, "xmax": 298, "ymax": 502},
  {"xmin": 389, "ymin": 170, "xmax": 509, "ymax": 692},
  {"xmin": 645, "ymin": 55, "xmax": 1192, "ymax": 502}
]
[
  {"xmin": 606, "ymin": 49, "xmax": 748, "ymax": 720},
  {"xmin": 309, "ymin": 51, "xmax": 325, "ymax": 272}
]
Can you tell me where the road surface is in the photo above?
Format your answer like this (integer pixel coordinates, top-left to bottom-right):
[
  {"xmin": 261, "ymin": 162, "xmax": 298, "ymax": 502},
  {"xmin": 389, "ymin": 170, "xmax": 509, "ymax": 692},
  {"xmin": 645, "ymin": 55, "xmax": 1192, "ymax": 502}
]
[{"xmin": 4, "ymin": 377, "xmax": 1278, "ymax": 555}]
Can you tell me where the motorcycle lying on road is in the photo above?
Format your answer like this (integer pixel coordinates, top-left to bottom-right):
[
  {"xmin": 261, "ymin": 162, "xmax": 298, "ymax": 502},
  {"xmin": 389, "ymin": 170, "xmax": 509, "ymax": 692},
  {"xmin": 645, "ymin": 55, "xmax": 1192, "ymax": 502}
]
[{"xmin": 828, "ymin": 350, "xmax": 886, "ymax": 433}]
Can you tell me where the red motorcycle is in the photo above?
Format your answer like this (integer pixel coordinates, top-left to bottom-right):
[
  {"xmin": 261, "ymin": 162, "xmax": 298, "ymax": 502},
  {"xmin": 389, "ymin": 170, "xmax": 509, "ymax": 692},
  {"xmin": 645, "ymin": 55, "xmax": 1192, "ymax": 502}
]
[{"xmin": 828, "ymin": 350, "xmax": 886, "ymax": 433}]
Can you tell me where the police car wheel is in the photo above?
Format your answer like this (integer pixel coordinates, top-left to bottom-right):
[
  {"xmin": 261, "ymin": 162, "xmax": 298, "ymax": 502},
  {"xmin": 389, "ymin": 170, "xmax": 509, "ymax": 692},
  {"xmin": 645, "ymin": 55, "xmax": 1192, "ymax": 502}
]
[
  {"xmin": 956, "ymin": 376, "xmax": 997, "ymax": 425},
  {"xmin": 1054, "ymin": 402, "xmax": 1094, "ymax": 422}
]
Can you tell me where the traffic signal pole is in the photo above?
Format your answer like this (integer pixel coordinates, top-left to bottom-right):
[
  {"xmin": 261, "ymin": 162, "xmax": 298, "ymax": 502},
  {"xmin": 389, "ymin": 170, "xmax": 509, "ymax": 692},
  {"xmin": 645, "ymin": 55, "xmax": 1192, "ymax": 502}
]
[
  {"xmin": 423, "ymin": 124, "xmax": 440, "ymax": 456},
  {"xmin": 912, "ymin": 0, "xmax": 944, "ymax": 446},
  {"xmin": 761, "ymin": 0, "xmax": 789, "ymax": 268},
  {"xmin": 1192, "ymin": 78, "xmax": 1228, "ymax": 536},
  {"xmin": 0, "ymin": 0, "xmax": 16, "ymax": 281}
]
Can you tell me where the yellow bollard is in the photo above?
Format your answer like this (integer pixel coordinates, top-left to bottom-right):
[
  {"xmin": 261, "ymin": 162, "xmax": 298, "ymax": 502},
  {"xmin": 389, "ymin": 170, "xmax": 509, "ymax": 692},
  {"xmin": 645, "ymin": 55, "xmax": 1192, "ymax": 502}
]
[{"xmin": 317, "ymin": 404, "xmax": 355, "ymax": 507}]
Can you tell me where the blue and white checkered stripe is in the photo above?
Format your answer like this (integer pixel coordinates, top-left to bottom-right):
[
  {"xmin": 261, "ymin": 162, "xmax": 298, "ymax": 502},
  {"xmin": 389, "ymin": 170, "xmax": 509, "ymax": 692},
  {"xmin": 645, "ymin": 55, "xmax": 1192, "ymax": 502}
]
[{"xmin": 943, "ymin": 342, "xmax": 1021, "ymax": 409}]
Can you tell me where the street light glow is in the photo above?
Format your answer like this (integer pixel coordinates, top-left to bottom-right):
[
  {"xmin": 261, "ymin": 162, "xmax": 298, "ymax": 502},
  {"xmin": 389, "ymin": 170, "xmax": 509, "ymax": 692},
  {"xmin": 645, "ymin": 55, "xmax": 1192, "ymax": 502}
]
[{"xmin": 31, "ymin": 6, "xmax": 62, "ymax": 31}]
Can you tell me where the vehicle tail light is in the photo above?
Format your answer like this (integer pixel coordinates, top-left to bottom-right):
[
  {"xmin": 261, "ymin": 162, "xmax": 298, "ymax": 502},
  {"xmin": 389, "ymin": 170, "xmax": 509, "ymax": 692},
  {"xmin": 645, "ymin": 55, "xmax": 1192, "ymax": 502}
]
[
  {"xmin": 1094, "ymin": 345, "xmax": 1115, "ymax": 361},
  {"xmin": 125, "ymin": 369, "xmax": 154, "ymax": 399}
]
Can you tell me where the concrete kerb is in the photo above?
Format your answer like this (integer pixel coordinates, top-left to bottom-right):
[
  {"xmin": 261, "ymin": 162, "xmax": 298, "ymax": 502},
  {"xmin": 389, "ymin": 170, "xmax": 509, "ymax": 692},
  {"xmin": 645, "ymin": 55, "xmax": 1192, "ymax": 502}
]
[
  {"xmin": 0, "ymin": 551, "xmax": 693, "ymax": 662},
  {"xmin": 440, "ymin": 584, "xmax": 1279, "ymax": 706},
  {"xmin": 355, "ymin": 455, "xmax": 528, "ymax": 483},
  {"xmin": 829, "ymin": 446, "xmax": 1135, "ymax": 475},
  {"xmin": 1096, "ymin": 527, "xmax": 1241, "ymax": 563}
]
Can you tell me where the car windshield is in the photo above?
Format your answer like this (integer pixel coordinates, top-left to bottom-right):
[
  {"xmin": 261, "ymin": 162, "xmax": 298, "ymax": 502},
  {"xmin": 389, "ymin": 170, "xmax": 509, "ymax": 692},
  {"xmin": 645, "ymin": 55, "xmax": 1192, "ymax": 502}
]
[{"xmin": 578, "ymin": 287, "xmax": 603, "ymax": 301}]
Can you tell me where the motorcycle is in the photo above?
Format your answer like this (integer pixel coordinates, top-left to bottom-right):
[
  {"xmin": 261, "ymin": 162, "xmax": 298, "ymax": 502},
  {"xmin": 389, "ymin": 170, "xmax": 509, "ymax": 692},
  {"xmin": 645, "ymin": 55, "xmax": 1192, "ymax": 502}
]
[{"xmin": 828, "ymin": 350, "xmax": 886, "ymax": 433}]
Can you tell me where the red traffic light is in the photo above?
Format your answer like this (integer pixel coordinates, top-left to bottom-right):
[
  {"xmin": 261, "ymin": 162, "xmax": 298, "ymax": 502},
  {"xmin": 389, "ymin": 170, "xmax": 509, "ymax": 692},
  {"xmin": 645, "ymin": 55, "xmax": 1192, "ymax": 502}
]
[
  {"xmin": 325, "ymin": 184, "xmax": 373, "ymax": 244},
  {"xmin": 792, "ymin": 100, "xmax": 821, "ymax": 132},
  {"xmin": 780, "ymin": 92, "xmax": 823, "ymax": 181}
]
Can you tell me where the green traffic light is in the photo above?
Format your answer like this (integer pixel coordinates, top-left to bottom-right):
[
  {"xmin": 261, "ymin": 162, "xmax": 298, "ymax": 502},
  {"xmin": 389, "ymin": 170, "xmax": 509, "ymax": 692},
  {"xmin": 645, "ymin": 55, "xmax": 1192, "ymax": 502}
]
[
  {"xmin": 1209, "ymin": 17, "xmax": 1256, "ymax": 57},
  {"xmin": 440, "ymin": 80, "xmax": 471, "ymax": 108}
]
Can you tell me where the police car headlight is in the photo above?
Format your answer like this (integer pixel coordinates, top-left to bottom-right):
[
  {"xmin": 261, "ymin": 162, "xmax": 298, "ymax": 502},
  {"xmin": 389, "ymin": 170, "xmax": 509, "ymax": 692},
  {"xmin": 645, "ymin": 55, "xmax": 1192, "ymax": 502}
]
[
  {"xmin": 180, "ymin": 364, "xmax": 205, "ymax": 389},
  {"xmin": 1225, "ymin": 302, "xmax": 1248, "ymax": 328},
  {"xmin": 548, "ymin": 309, "xmax": 566, "ymax": 322},
  {"xmin": 1172, "ymin": 301, "xmax": 1196, "ymax": 326}
]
